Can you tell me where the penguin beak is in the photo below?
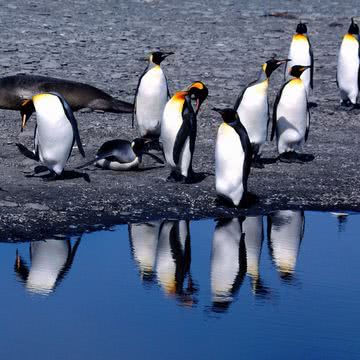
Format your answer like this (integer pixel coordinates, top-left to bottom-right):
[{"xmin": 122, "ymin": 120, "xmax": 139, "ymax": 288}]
[
  {"xmin": 20, "ymin": 99, "xmax": 34, "ymax": 132},
  {"xmin": 277, "ymin": 59, "xmax": 291, "ymax": 66},
  {"xmin": 301, "ymin": 65, "xmax": 312, "ymax": 72},
  {"xmin": 162, "ymin": 52, "xmax": 174, "ymax": 59}
]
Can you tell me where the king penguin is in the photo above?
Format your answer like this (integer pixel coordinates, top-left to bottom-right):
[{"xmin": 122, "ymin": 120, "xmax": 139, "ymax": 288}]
[
  {"xmin": 160, "ymin": 82, "xmax": 208, "ymax": 183},
  {"xmin": 235, "ymin": 58, "xmax": 288, "ymax": 166},
  {"xmin": 285, "ymin": 22, "xmax": 314, "ymax": 96},
  {"xmin": 214, "ymin": 108, "xmax": 252, "ymax": 207},
  {"xmin": 133, "ymin": 51, "xmax": 173, "ymax": 138},
  {"xmin": 337, "ymin": 18, "xmax": 360, "ymax": 107},
  {"xmin": 271, "ymin": 65, "xmax": 311, "ymax": 162},
  {"xmin": 77, "ymin": 138, "xmax": 163, "ymax": 171},
  {"xmin": 21, "ymin": 92, "xmax": 85, "ymax": 178}
]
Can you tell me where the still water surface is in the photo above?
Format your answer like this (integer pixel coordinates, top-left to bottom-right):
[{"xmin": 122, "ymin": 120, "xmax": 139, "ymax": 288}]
[{"xmin": 0, "ymin": 211, "xmax": 359, "ymax": 359}]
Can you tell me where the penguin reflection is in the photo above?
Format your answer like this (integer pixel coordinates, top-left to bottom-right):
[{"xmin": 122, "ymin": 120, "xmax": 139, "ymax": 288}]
[
  {"xmin": 156, "ymin": 220, "xmax": 197, "ymax": 305},
  {"xmin": 14, "ymin": 238, "xmax": 81, "ymax": 295},
  {"xmin": 267, "ymin": 210, "xmax": 305, "ymax": 280},
  {"xmin": 241, "ymin": 215, "xmax": 268, "ymax": 295},
  {"xmin": 128, "ymin": 221, "xmax": 161, "ymax": 282},
  {"xmin": 211, "ymin": 218, "xmax": 247, "ymax": 312}
]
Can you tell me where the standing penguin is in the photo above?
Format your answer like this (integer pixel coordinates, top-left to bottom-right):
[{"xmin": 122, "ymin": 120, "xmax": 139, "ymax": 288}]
[
  {"xmin": 271, "ymin": 65, "xmax": 311, "ymax": 162},
  {"xmin": 133, "ymin": 51, "xmax": 173, "ymax": 138},
  {"xmin": 235, "ymin": 58, "xmax": 288, "ymax": 166},
  {"xmin": 337, "ymin": 18, "xmax": 360, "ymax": 107},
  {"xmin": 285, "ymin": 22, "xmax": 314, "ymax": 96},
  {"xmin": 21, "ymin": 92, "xmax": 85, "ymax": 179},
  {"xmin": 160, "ymin": 82, "xmax": 208, "ymax": 182},
  {"xmin": 214, "ymin": 108, "xmax": 252, "ymax": 207}
]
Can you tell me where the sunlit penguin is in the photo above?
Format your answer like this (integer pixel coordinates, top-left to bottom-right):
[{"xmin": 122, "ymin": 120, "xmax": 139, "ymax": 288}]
[
  {"xmin": 337, "ymin": 18, "xmax": 360, "ymax": 107},
  {"xmin": 241, "ymin": 215, "xmax": 267, "ymax": 294},
  {"xmin": 210, "ymin": 218, "xmax": 247, "ymax": 312},
  {"xmin": 155, "ymin": 220, "xmax": 197, "ymax": 305},
  {"xmin": 214, "ymin": 108, "xmax": 252, "ymax": 207},
  {"xmin": 14, "ymin": 238, "xmax": 81, "ymax": 295},
  {"xmin": 235, "ymin": 58, "xmax": 288, "ymax": 166},
  {"xmin": 267, "ymin": 210, "xmax": 304, "ymax": 280},
  {"xmin": 133, "ymin": 51, "xmax": 173, "ymax": 138},
  {"xmin": 77, "ymin": 138, "xmax": 163, "ymax": 171},
  {"xmin": 128, "ymin": 221, "xmax": 161, "ymax": 282},
  {"xmin": 160, "ymin": 82, "xmax": 208, "ymax": 183},
  {"xmin": 285, "ymin": 22, "xmax": 314, "ymax": 96},
  {"xmin": 21, "ymin": 92, "xmax": 85, "ymax": 179},
  {"xmin": 271, "ymin": 65, "xmax": 311, "ymax": 163}
]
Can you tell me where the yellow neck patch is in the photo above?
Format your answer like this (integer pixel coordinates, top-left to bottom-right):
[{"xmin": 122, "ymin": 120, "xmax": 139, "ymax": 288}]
[
  {"xmin": 293, "ymin": 33, "xmax": 308, "ymax": 42},
  {"xmin": 344, "ymin": 33, "xmax": 358, "ymax": 42},
  {"xmin": 254, "ymin": 79, "xmax": 268, "ymax": 93},
  {"xmin": 289, "ymin": 78, "xmax": 303, "ymax": 86}
]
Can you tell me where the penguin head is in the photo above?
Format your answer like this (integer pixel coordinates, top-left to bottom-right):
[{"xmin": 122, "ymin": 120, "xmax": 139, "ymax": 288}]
[
  {"xmin": 212, "ymin": 108, "xmax": 239, "ymax": 124},
  {"xmin": 348, "ymin": 18, "xmax": 359, "ymax": 35},
  {"xmin": 187, "ymin": 81, "xmax": 208, "ymax": 114},
  {"xmin": 263, "ymin": 58, "xmax": 290, "ymax": 78},
  {"xmin": 289, "ymin": 65, "xmax": 311, "ymax": 78},
  {"xmin": 150, "ymin": 51, "xmax": 174, "ymax": 65},
  {"xmin": 296, "ymin": 21, "xmax": 307, "ymax": 34},
  {"xmin": 131, "ymin": 138, "xmax": 164, "ymax": 164}
]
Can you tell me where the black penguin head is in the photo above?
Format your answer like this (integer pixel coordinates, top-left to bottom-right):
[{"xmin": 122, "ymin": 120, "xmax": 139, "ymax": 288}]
[
  {"xmin": 130, "ymin": 138, "xmax": 164, "ymax": 164},
  {"xmin": 296, "ymin": 22, "xmax": 308, "ymax": 34},
  {"xmin": 263, "ymin": 58, "xmax": 290, "ymax": 78},
  {"xmin": 150, "ymin": 51, "xmax": 174, "ymax": 65},
  {"xmin": 187, "ymin": 81, "xmax": 208, "ymax": 114},
  {"xmin": 212, "ymin": 108, "xmax": 239, "ymax": 124},
  {"xmin": 348, "ymin": 18, "xmax": 359, "ymax": 35},
  {"xmin": 131, "ymin": 138, "xmax": 147, "ymax": 155},
  {"xmin": 289, "ymin": 65, "xmax": 311, "ymax": 78}
]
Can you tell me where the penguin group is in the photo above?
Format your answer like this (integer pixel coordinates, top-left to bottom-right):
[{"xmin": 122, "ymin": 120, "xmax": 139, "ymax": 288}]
[{"xmin": 5, "ymin": 18, "xmax": 360, "ymax": 207}]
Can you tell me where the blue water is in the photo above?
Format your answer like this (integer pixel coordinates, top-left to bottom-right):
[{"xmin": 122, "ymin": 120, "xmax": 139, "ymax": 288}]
[{"xmin": 0, "ymin": 211, "xmax": 359, "ymax": 359}]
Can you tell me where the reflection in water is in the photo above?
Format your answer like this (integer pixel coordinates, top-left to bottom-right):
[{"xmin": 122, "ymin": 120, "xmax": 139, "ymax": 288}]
[
  {"xmin": 14, "ymin": 238, "xmax": 81, "ymax": 295},
  {"xmin": 267, "ymin": 210, "xmax": 305, "ymax": 280},
  {"xmin": 211, "ymin": 218, "xmax": 246, "ymax": 312}
]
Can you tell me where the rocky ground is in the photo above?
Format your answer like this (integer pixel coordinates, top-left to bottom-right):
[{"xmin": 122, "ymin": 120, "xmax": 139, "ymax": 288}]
[{"xmin": 0, "ymin": 0, "xmax": 359, "ymax": 241}]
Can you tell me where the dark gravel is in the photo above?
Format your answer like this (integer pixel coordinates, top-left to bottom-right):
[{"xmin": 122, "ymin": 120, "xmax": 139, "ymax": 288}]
[{"xmin": 0, "ymin": 0, "xmax": 359, "ymax": 241}]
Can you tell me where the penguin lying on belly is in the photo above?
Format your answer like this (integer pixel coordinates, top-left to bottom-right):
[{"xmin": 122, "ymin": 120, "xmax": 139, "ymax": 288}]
[
  {"xmin": 21, "ymin": 92, "xmax": 86, "ymax": 180},
  {"xmin": 77, "ymin": 138, "xmax": 164, "ymax": 171}
]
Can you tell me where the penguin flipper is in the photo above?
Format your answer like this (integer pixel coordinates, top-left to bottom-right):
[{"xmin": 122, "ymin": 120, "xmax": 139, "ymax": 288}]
[
  {"xmin": 308, "ymin": 38, "xmax": 314, "ymax": 90},
  {"xmin": 233, "ymin": 81, "xmax": 256, "ymax": 111},
  {"xmin": 51, "ymin": 92, "xmax": 86, "ymax": 158},
  {"xmin": 271, "ymin": 80, "xmax": 290, "ymax": 141},
  {"xmin": 305, "ymin": 97, "xmax": 311, "ymax": 142}
]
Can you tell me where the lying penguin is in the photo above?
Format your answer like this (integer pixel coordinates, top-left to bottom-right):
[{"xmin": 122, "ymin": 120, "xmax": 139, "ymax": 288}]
[{"xmin": 77, "ymin": 138, "xmax": 163, "ymax": 170}]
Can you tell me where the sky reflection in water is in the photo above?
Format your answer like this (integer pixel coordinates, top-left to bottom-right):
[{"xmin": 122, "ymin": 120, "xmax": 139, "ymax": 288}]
[{"xmin": 0, "ymin": 211, "xmax": 359, "ymax": 359}]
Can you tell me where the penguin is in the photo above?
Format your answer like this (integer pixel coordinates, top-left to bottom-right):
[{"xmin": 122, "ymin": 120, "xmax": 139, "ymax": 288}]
[
  {"xmin": 337, "ymin": 18, "xmax": 360, "ymax": 106},
  {"xmin": 21, "ymin": 92, "xmax": 85, "ymax": 178},
  {"xmin": 133, "ymin": 51, "xmax": 173, "ymax": 138},
  {"xmin": 0, "ymin": 74, "xmax": 133, "ymax": 128},
  {"xmin": 77, "ymin": 138, "xmax": 163, "ymax": 171},
  {"xmin": 271, "ymin": 65, "xmax": 311, "ymax": 163},
  {"xmin": 213, "ymin": 108, "xmax": 252, "ymax": 207},
  {"xmin": 234, "ymin": 58, "xmax": 289, "ymax": 166},
  {"xmin": 267, "ymin": 210, "xmax": 304, "ymax": 280},
  {"xmin": 129, "ymin": 221, "xmax": 161, "ymax": 282},
  {"xmin": 155, "ymin": 220, "xmax": 197, "ymax": 305},
  {"xmin": 160, "ymin": 82, "xmax": 208, "ymax": 182},
  {"xmin": 285, "ymin": 22, "xmax": 314, "ymax": 96},
  {"xmin": 14, "ymin": 238, "xmax": 81, "ymax": 295},
  {"xmin": 210, "ymin": 218, "xmax": 246, "ymax": 312}
]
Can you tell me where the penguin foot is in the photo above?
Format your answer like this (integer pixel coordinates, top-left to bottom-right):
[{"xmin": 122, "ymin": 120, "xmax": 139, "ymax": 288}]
[
  {"xmin": 166, "ymin": 171, "xmax": 184, "ymax": 183},
  {"xmin": 42, "ymin": 171, "xmax": 60, "ymax": 182},
  {"xmin": 215, "ymin": 196, "xmax": 237, "ymax": 208},
  {"xmin": 340, "ymin": 99, "xmax": 354, "ymax": 108},
  {"xmin": 240, "ymin": 192, "xmax": 259, "ymax": 208},
  {"xmin": 184, "ymin": 172, "xmax": 210, "ymax": 184},
  {"xmin": 278, "ymin": 152, "xmax": 298, "ymax": 163}
]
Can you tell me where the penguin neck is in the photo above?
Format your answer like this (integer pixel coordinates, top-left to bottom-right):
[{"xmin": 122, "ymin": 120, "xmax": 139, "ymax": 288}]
[
  {"xmin": 293, "ymin": 33, "xmax": 308, "ymax": 42},
  {"xmin": 257, "ymin": 69, "xmax": 268, "ymax": 83},
  {"xmin": 149, "ymin": 61, "xmax": 161, "ymax": 70}
]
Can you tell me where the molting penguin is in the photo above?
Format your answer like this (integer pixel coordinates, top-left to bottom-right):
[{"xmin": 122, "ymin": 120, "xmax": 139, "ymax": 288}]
[
  {"xmin": 235, "ymin": 58, "xmax": 288, "ymax": 166},
  {"xmin": 160, "ymin": 82, "xmax": 208, "ymax": 183},
  {"xmin": 14, "ymin": 238, "xmax": 81, "ymax": 295},
  {"xmin": 133, "ymin": 51, "xmax": 173, "ymax": 138},
  {"xmin": 285, "ymin": 22, "xmax": 314, "ymax": 96},
  {"xmin": 22, "ymin": 92, "xmax": 85, "ymax": 178},
  {"xmin": 77, "ymin": 138, "xmax": 163, "ymax": 171},
  {"xmin": 210, "ymin": 218, "xmax": 246, "ymax": 312},
  {"xmin": 267, "ymin": 210, "xmax": 304, "ymax": 281},
  {"xmin": 271, "ymin": 65, "xmax": 311, "ymax": 163},
  {"xmin": 214, "ymin": 108, "xmax": 252, "ymax": 207},
  {"xmin": 337, "ymin": 18, "xmax": 360, "ymax": 106}
]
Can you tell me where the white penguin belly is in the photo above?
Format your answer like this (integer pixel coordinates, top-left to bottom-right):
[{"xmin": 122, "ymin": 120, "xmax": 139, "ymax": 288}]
[
  {"xmin": 237, "ymin": 85, "xmax": 268, "ymax": 150},
  {"xmin": 136, "ymin": 67, "xmax": 168, "ymax": 137},
  {"xmin": 276, "ymin": 80, "xmax": 307, "ymax": 153},
  {"xmin": 337, "ymin": 37, "xmax": 360, "ymax": 104},
  {"xmin": 96, "ymin": 157, "xmax": 140, "ymax": 171},
  {"xmin": 161, "ymin": 99, "xmax": 184, "ymax": 169},
  {"xmin": 215, "ymin": 123, "xmax": 244, "ymax": 206},
  {"xmin": 36, "ymin": 111, "xmax": 74, "ymax": 175}
]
